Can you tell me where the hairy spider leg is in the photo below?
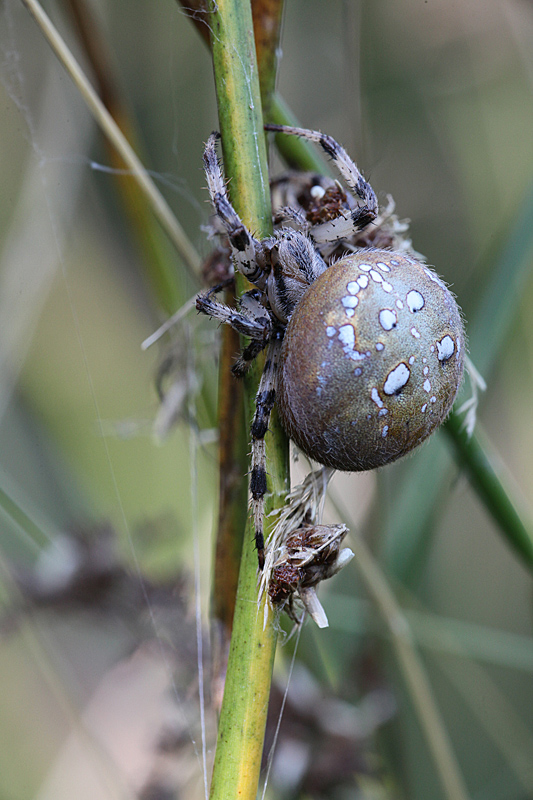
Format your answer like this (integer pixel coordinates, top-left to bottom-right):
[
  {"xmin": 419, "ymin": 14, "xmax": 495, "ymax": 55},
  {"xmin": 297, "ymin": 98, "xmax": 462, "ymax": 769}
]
[
  {"xmin": 196, "ymin": 285, "xmax": 273, "ymax": 376},
  {"xmin": 231, "ymin": 338, "xmax": 268, "ymax": 378},
  {"xmin": 196, "ymin": 288, "xmax": 280, "ymax": 569},
  {"xmin": 203, "ymin": 133, "xmax": 267, "ymax": 287},
  {"xmin": 249, "ymin": 336, "xmax": 282, "ymax": 569},
  {"xmin": 273, "ymin": 205, "xmax": 310, "ymax": 231},
  {"xmin": 196, "ymin": 290, "xmax": 272, "ymax": 341},
  {"xmin": 265, "ymin": 124, "xmax": 378, "ymax": 244}
]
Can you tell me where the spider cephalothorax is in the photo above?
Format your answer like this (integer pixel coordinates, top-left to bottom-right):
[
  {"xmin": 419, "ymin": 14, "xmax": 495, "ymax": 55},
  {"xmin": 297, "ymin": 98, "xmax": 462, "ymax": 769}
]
[{"xmin": 197, "ymin": 124, "xmax": 465, "ymax": 570}]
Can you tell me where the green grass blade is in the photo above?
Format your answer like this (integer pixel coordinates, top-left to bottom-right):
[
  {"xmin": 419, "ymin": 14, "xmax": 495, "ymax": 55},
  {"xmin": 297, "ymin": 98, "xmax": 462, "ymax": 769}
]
[
  {"xmin": 444, "ymin": 413, "xmax": 533, "ymax": 564},
  {"xmin": 383, "ymin": 185, "xmax": 533, "ymax": 580},
  {"xmin": 207, "ymin": 2, "xmax": 290, "ymax": 799}
]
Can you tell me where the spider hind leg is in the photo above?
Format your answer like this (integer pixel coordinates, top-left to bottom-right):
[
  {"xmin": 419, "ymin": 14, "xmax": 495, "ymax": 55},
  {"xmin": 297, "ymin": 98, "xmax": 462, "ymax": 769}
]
[{"xmin": 249, "ymin": 337, "xmax": 282, "ymax": 569}]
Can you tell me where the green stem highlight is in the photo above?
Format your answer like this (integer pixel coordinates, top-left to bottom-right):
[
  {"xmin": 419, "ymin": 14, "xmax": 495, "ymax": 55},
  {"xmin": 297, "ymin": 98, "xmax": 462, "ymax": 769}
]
[{"xmin": 207, "ymin": 1, "xmax": 289, "ymax": 797}]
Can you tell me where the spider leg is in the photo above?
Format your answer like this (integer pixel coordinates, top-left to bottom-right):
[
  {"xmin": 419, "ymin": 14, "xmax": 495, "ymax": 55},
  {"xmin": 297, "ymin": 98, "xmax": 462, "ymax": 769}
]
[
  {"xmin": 196, "ymin": 291, "xmax": 272, "ymax": 341},
  {"xmin": 231, "ymin": 339, "xmax": 268, "ymax": 378},
  {"xmin": 250, "ymin": 336, "xmax": 282, "ymax": 569},
  {"xmin": 273, "ymin": 206, "xmax": 310, "ymax": 232},
  {"xmin": 203, "ymin": 133, "xmax": 268, "ymax": 288},
  {"xmin": 265, "ymin": 124, "xmax": 378, "ymax": 244}
]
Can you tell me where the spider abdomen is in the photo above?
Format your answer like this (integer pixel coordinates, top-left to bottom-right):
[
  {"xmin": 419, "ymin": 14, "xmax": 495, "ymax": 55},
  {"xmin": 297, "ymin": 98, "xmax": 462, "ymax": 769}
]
[{"xmin": 277, "ymin": 249, "xmax": 465, "ymax": 471}]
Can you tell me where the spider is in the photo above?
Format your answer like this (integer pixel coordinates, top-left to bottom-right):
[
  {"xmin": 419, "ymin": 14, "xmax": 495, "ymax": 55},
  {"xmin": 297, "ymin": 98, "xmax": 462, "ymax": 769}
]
[{"xmin": 197, "ymin": 124, "xmax": 465, "ymax": 570}]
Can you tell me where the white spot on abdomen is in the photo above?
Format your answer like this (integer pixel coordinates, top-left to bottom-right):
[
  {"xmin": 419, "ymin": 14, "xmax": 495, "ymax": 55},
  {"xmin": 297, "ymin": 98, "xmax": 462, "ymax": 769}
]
[
  {"xmin": 383, "ymin": 363, "xmax": 410, "ymax": 395},
  {"xmin": 379, "ymin": 309, "xmax": 397, "ymax": 331},
  {"xmin": 371, "ymin": 387, "xmax": 384, "ymax": 409},
  {"xmin": 406, "ymin": 290, "xmax": 425, "ymax": 312},
  {"xmin": 437, "ymin": 335, "xmax": 455, "ymax": 361},
  {"xmin": 342, "ymin": 295, "xmax": 359, "ymax": 310},
  {"xmin": 424, "ymin": 267, "xmax": 446, "ymax": 289},
  {"xmin": 338, "ymin": 324, "xmax": 366, "ymax": 361},
  {"xmin": 339, "ymin": 324, "xmax": 354, "ymax": 348}
]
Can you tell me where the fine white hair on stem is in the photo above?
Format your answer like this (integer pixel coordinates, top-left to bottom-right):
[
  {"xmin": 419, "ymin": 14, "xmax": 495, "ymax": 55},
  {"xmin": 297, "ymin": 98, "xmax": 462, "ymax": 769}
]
[{"xmin": 456, "ymin": 355, "xmax": 487, "ymax": 438}]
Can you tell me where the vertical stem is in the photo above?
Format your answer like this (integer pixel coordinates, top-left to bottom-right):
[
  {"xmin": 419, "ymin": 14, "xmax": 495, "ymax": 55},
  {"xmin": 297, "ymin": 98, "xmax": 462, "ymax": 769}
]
[
  {"xmin": 207, "ymin": 1, "xmax": 289, "ymax": 797},
  {"xmin": 209, "ymin": 1, "xmax": 271, "ymax": 236},
  {"xmin": 211, "ymin": 319, "xmax": 248, "ymax": 705}
]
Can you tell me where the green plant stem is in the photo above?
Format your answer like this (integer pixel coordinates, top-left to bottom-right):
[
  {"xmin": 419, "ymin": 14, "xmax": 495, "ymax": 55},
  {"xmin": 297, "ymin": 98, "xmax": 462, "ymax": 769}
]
[
  {"xmin": 444, "ymin": 413, "xmax": 533, "ymax": 563},
  {"xmin": 209, "ymin": 2, "xmax": 271, "ymax": 234},
  {"xmin": 207, "ymin": 1, "xmax": 289, "ymax": 797}
]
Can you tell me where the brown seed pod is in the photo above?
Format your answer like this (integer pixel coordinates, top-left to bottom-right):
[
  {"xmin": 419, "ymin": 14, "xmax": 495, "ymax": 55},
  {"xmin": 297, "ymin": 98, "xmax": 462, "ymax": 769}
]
[{"xmin": 277, "ymin": 249, "xmax": 465, "ymax": 471}]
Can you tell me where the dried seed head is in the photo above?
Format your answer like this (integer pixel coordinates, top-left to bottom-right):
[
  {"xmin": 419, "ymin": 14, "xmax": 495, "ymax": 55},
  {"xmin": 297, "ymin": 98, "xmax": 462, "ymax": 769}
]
[{"xmin": 269, "ymin": 523, "xmax": 353, "ymax": 627}]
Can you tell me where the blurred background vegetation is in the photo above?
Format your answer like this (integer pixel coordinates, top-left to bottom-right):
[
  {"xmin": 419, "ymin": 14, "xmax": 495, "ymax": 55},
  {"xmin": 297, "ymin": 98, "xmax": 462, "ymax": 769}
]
[{"xmin": 1, "ymin": 0, "xmax": 533, "ymax": 798}]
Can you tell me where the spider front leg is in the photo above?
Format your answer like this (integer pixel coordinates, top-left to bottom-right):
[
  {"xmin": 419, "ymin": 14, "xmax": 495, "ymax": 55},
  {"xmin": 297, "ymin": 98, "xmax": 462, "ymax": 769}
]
[
  {"xmin": 203, "ymin": 133, "xmax": 268, "ymax": 288},
  {"xmin": 250, "ymin": 336, "xmax": 282, "ymax": 569},
  {"xmin": 265, "ymin": 124, "xmax": 378, "ymax": 244}
]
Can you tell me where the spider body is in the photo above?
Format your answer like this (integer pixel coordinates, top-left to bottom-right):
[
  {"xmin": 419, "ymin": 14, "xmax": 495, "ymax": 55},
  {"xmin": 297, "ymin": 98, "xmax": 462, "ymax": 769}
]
[
  {"xmin": 278, "ymin": 249, "xmax": 464, "ymax": 472},
  {"xmin": 197, "ymin": 125, "xmax": 465, "ymax": 568}
]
